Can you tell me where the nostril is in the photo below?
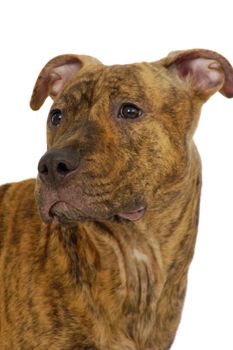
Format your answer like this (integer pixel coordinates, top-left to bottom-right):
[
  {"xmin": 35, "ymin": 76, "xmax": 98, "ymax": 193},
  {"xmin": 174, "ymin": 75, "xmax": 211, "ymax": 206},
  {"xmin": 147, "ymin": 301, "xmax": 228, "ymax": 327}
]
[
  {"xmin": 38, "ymin": 163, "xmax": 49, "ymax": 175},
  {"xmin": 57, "ymin": 162, "xmax": 71, "ymax": 175}
]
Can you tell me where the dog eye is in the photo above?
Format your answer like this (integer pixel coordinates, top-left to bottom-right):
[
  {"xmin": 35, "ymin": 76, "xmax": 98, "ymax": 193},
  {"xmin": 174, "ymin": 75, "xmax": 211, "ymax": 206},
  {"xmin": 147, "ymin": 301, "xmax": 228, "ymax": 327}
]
[
  {"xmin": 119, "ymin": 103, "xmax": 142, "ymax": 119},
  {"xmin": 50, "ymin": 109, "xmax": 63, "ymax": 127}
]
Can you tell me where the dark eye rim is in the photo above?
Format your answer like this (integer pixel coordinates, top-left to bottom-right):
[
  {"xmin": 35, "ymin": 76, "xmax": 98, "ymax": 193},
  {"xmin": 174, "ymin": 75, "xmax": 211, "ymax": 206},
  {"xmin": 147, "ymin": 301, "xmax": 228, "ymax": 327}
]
[
  {"xmin": 118, "ymin": 103, "xmax": 143, "ymax": 120},
  {"xmin": 49, "ymin": 108, "xmax": 63, "ymax": 127}
]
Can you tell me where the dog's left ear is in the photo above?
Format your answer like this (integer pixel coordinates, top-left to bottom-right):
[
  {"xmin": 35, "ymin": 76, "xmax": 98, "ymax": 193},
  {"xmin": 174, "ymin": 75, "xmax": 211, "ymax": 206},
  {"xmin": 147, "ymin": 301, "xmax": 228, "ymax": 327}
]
[
  {"xmin": 30, "ymin": 54, "xmax": 102, "ymax": 110},
  {"xmin": 160, "ymin": 49, "xmax": 233, "ymax": 100}
]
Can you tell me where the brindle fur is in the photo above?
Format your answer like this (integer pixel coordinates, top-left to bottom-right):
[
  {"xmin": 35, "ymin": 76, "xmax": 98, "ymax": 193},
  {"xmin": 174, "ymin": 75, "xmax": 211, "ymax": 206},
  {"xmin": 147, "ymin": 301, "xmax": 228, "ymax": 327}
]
[{"xmin": 0, "ymin": 50, "xmax": 232, "ymax": 349}]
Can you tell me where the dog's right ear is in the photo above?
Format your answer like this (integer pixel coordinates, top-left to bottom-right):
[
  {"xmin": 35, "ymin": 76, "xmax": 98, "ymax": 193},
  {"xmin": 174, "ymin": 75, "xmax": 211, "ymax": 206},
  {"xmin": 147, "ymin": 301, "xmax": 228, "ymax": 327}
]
[{"xmin": 30, "ymin": 54, "xmax": 102, "ymax": 110}]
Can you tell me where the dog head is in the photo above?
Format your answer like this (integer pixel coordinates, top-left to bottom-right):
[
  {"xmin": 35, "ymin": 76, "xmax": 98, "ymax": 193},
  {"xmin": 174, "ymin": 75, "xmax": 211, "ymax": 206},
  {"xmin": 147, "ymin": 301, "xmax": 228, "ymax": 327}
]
[{"xmin": 30, "ymin": 50, "xmax": 233, "ymax": 224}]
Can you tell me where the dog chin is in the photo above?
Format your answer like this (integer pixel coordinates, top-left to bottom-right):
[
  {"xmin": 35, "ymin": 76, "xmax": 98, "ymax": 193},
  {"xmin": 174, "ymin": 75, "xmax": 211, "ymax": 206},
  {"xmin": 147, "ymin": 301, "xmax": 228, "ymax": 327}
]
[
  {"xmin": 48, "ymin": 202, "xmax": 91, "ymax": 224},
  {"xmin": 41, "ymin": 200, "xmax": 147, "ymax": 225},
  {"xmin": 47, "ymin": 201, "xmax": 114, "ymax": 224}
]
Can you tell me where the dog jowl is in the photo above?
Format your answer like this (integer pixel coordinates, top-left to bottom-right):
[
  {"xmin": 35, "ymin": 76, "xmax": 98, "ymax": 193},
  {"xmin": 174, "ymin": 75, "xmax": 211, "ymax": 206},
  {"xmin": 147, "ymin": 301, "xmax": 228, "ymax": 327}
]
[{"xmin": 0, "ymin": 50, "xmax": 232, "ymax": 349}]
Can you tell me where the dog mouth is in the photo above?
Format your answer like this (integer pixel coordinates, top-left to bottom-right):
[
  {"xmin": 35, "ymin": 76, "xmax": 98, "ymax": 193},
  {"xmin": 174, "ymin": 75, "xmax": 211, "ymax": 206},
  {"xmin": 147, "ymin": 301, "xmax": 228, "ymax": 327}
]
[
  {"xmin": 117, "ymin": 207, "xmax": 146, "ymax": 221},
  {"xmin": 37, "ymin": 181, "xmax": 147, "ymax": 224},
  {"xmin": 48, "ymin": 201, "xmax": 146, "ymax": 224}
]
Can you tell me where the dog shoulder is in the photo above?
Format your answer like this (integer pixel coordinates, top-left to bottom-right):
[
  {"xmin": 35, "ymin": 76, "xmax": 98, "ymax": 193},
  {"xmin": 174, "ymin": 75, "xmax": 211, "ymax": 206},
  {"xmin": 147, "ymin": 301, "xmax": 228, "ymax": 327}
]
[
  {"xmin": 0, "ymin": 179, "xmax": 36, "ymax": 206},
  {"xmin": 0, "ymin": 183, "xmax": 11, "ymax": 205},
  {"xmin": 0, "ymin": 179, "xmax": 37, "ymax": 248}
]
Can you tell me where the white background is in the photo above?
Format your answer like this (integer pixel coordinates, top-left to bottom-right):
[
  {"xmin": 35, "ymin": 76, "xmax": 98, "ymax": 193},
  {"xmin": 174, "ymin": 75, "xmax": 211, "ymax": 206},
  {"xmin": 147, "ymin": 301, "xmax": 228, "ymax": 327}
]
[{"xmin": 0, "ymin": 1, "xmax": 232, "ymax": 348}]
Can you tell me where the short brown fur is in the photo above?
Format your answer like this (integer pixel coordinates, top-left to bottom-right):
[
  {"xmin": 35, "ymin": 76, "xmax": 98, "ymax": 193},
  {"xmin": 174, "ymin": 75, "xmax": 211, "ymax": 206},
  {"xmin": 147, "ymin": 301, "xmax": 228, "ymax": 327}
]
[{"xmin": 0, "ymin": 49, "xmax": 232, "ymax": 349}]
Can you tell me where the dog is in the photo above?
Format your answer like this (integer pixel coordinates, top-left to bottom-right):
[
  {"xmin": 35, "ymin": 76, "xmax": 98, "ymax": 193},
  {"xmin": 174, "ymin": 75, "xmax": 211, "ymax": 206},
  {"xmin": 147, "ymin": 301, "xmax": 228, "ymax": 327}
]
[{"xmin": 0, "ymin": 49, "xmax": 232, "ymax": 350}]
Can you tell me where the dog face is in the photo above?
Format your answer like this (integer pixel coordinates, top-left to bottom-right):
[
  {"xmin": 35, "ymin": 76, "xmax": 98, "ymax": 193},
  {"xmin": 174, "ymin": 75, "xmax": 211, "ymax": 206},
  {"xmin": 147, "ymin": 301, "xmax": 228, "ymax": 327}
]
[{"xmin": 30, "ymin": 51, "xmax": 233, "ymax": 224}]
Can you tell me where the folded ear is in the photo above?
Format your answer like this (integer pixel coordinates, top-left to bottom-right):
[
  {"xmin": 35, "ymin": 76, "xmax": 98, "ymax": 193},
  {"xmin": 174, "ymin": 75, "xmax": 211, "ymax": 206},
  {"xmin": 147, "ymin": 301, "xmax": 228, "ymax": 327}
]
[
  {"xmin": 30, "ymin": 54, "xmax": 102, "ymax": 110},
  {"xmin": 160, "ymin": 49, "xmax": 233, "ymax": 100}
]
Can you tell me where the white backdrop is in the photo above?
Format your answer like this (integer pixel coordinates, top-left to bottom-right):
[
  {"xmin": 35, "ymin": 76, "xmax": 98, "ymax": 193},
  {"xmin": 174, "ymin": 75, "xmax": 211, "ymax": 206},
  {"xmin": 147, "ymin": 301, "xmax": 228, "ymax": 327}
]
[{"xmin": 0, "ymin": 1, "xmax": 232, "ymax": 348}]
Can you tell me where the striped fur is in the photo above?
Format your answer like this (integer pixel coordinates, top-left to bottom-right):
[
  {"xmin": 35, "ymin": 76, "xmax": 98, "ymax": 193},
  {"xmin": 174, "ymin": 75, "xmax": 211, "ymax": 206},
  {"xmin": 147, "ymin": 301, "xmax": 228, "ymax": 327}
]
[{"xmin": 0, "ymin": 50, "xmax": 232, "ymax": 349}]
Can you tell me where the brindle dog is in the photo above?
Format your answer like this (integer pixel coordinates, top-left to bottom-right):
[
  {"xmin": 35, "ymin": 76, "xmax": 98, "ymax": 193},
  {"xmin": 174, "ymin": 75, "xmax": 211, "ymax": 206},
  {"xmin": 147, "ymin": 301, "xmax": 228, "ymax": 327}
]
[{"xmin": 0, "ymin": 50, "xmax": 232, "ymax": 350}]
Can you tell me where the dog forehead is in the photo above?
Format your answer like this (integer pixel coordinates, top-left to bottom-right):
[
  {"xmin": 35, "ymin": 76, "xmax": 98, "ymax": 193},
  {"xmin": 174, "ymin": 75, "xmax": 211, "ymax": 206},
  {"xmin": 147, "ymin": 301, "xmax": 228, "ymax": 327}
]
[
  {"xmin": 101, "ymin": 63, "xmax": 146, "ymax": 84},
  {"xmin": 68, "ymin": 62, "xmax": 141, "ymax": 83},
  {"xmin": 63, "ymin": 61, "xmax": 164, "ymax": 104}
]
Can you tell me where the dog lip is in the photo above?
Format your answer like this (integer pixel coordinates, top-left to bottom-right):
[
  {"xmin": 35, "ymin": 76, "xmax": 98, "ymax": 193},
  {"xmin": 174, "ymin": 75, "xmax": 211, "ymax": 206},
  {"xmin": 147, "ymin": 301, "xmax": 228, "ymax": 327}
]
[
  {"xmin": 49, "ymin": 201, "xmax": 82, "ymax": 218},
  {"xmin": 48, "ymin": 201, "xmax": 146, "ymax": 223},
  {"xmin": 49, "ymin": 201, "xmax": 111, "ymax": 223},
  {"xmin": 117, "ymin": 206, "xmax": 146, "ymax": 221}
]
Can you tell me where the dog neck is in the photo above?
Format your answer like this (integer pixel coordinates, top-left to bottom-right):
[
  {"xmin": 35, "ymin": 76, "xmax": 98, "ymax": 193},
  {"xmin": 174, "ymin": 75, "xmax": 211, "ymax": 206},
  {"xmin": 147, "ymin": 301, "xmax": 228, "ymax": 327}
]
[{"xmin": 44, "ymin": 158, "xmax": 201, "ymax": 319}]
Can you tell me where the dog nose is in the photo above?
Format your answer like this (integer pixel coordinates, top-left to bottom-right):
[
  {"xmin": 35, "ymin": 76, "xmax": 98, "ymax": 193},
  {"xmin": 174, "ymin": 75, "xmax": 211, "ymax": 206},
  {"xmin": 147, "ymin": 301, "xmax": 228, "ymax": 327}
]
[{"xmin": 38, "ymin": 148, "xmax": 79, "ymax": 185}]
